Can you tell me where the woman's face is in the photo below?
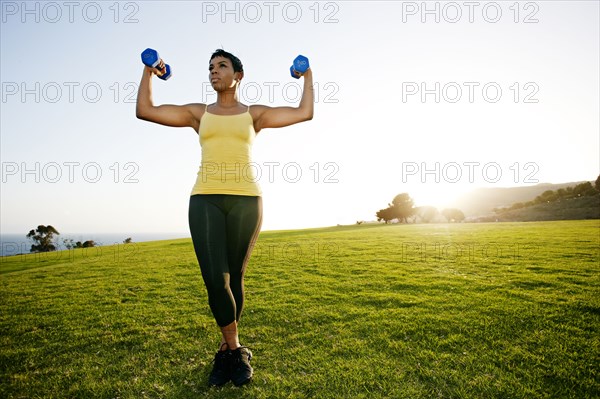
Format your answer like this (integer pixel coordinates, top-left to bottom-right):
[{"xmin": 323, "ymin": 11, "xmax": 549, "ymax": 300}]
[{"xmin": 209, "ymin": 56, "xmax": 242, "ymax": 91}]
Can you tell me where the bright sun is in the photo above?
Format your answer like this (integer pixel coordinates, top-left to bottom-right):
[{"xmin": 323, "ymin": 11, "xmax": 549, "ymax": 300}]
[{"xmin": 407, "ymin": 182, "xmax": 474, "ymax": 209}]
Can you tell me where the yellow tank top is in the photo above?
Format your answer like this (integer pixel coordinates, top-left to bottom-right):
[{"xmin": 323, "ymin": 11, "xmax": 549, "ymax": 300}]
[{"xmin": 190, "ymin": 104, "xmax": 262, "ymax": 196}]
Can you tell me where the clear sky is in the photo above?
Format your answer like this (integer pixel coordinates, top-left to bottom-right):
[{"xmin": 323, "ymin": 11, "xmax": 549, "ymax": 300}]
[{"xmin": 1, "ymin": 1, "xmax": 598, "ymax": 234}]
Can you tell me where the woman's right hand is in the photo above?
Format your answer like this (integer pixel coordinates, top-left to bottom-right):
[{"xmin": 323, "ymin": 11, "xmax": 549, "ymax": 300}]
[{"xmin": 145, "ymin": 58, "xmax": 167, "ymax": 77}]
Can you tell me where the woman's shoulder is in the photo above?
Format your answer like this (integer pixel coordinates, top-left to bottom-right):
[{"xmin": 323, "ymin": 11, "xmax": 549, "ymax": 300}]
[
  {"xmin": 248, "ymin": 104, "xmax": 271, "ymax": 118},
  {"xmin": 184, "ymin": 103, "xmax": 207, "ymax": 117},
  {"xmin": 249, "ymin": 104, "xmax": 271, "ymax": 110}
]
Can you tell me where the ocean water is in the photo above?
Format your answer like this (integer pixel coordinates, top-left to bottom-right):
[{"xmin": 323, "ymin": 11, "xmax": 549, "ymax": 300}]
[{"xmin": 0, "ymin": 232, "xmax": 189, "ymax": 257}]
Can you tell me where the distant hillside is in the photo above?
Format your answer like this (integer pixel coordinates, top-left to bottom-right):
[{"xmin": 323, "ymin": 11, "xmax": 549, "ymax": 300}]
[
  {"xmin": 448, "ymin": 182, "xmax": 590, "ymax": 217},
  {"xmin": 472, "ymin": 195, "xmax": 600, "ymax": 222}
]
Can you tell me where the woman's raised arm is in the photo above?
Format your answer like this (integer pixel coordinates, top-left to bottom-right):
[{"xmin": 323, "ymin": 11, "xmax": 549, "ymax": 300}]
[
  {"xmin": 252, "ymin": 68, "xmax": 314, "ymax": 132},
  {"xmin": 136, "ymin": 63, "xmax": 202, "ymax": 131}
]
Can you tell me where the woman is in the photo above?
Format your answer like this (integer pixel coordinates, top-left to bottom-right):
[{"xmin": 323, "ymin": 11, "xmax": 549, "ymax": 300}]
[{"xmin": 136, "ymin": 49, "xmax": 313, "ymax": 386}]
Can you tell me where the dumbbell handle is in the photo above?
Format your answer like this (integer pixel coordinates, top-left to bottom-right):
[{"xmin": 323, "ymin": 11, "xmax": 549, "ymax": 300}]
[
  {"xmin": 152, "ymin": 63, "xmax": 167, "ymax": 74},
  {"xmin": 145, "ymin": 59, "xmax": 168, "ymax": 75},
  {"xmin": 145, "ymin": 63, "xmax": 171, "ymax": 81}
]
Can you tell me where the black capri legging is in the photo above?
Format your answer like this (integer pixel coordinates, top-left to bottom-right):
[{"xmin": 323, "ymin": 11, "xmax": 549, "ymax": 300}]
[{"xmin": 188, "ymin": 194, "xmax": 262, "ymax": 327}]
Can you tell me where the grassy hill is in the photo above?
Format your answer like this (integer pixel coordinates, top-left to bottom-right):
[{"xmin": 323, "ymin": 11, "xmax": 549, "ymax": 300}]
[
  {"xmin": 1, "ymin": 221, "xmax": 599, "ymax": 398},
  {"xmin": 449, "ymin": 182, "xmax": 589, "ymax": 217},
  {"xmin": 491, "ymin": 195, "xmax": 600, "ymax": 222}
]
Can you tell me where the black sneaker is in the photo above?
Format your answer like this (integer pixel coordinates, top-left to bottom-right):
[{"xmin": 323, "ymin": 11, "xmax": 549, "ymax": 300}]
[
  {"xmin": 208, "ymin": 348, "xmax": 231, "ymax": 387},
  {"xmin": 230, "ymin": 346, "xmax": 253, "ymax": 386}
]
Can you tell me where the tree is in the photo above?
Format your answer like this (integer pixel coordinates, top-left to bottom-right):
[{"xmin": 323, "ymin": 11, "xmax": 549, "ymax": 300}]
[
  {"xmin": 26, "ymin": 225, "xmax": 60, "ymax": 253},
  {"xmin": 540, "ymin": 189, "xmax": 557, "ymax": 202},
  {"xmin": 376, "ymin": 207, "xmax": 396, "ymax": 224},
  {"xmin": 565, "ymin": 186, "xmax": 574, "ymax": 197},
  {"xmin": 375, "ymin": 193, "xmax": 416, "ymax": 224},
  {"xmin": 123, "ymin": 237, "xmax": 133, "ymax": 244},
  {"xmin": 75, "ymin": 240, "xmax": 96, "ymax": 248},
  {"xmin": 573, "ymin": 182, "xmax": 595, "ymax": 197},
  {"xmin": 509, "ymin": 202, "xmax": 525, "ymax": 210},
  {"xmin": 442, "ymin": 208, "xmax": 465, "ymax": 222},
  {"xmin": 595, "ymin": 175, "xmax": 600, "ymax": 192},
  {"xmin": 62, "ymin": 238, "xmax": 76, "ymax": 250},
  {"xmin": 391, "ymin": 193, "xmax": 415, "ymax": 223},
  {"xmin": 415, "ymin": 206, "xmax": 440, "ymax": 223}
]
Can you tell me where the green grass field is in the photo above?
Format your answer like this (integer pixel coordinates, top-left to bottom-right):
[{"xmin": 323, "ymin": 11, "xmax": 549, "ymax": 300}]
[{"xmin": 1, "ymin": 220, "xmax": 599, "ymax": 398}]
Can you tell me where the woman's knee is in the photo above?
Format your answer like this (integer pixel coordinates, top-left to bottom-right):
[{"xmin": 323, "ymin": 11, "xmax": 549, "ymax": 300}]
[{"xmin": 203, "ymin": 269, "xmax": 230, "ymax": 292}]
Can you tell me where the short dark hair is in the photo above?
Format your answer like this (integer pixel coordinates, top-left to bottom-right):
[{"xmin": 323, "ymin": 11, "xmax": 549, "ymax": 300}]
[{"xmin": 210, "ymin": 49, "xmax": 243, "ymax": 73}]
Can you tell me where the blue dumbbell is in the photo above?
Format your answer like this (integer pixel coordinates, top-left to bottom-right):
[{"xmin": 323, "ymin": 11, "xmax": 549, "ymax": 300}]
[
  {"xmin": 290, "ymin": 55, "xmax": 310, "ymax": 79},
  {"xmin": 141, "ymin": 48, "xmax": 172, "ymax": 80}
]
